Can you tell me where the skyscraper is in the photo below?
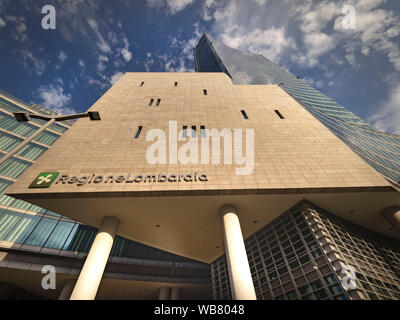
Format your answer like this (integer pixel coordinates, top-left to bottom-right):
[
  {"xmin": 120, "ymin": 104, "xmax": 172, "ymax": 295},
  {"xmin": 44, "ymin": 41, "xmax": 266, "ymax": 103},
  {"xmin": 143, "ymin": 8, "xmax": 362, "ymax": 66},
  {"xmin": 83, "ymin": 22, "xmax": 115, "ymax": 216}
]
[
  {"xmin": 194, "ymin": 33, "xmax": 400, "ymax": 187},
  {"xmin": 7, "ymin": 69, "xmax": 400, "ymax": 301},
  {"xmin": 193, "ymin": 33, "xmax": 400, "ymax": 301},
  {"xmin": 1, "ymin": 34, "xmax": 399, "ymax": 301}
]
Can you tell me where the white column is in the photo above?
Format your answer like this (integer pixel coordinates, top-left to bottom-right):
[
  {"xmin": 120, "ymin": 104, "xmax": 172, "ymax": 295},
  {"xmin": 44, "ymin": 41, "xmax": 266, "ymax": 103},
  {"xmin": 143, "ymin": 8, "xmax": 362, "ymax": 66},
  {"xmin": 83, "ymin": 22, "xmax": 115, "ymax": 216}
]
[
  {"xmin": 220, "ymin": 204, "xmax": 257, "ymax": 300},
  {"xmin": 70, "ymin": 216, "xmax": 119, "ymax": 300},
  {"xmin": 381, "ymin": 206, "xmax": 400, "ymax": 234},
  {"xmin": 58, "ymin": 279, "xmax": 75, "ymax": 300},
  {"xmin": 158, "ymin": 287, "xmax": 170, "ymax": 300},
  {"xmin": 170, "ymin": 287, "xmax": 181, "ymax": 300}
]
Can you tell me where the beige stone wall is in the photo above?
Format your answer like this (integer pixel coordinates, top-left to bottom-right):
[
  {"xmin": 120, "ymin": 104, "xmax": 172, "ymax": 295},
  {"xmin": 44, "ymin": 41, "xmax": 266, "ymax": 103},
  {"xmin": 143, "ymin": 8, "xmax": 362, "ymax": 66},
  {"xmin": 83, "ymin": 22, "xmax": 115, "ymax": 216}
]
[{"xmin": 9, "ymin": 72, "xmax": 389, "ymax": 197}]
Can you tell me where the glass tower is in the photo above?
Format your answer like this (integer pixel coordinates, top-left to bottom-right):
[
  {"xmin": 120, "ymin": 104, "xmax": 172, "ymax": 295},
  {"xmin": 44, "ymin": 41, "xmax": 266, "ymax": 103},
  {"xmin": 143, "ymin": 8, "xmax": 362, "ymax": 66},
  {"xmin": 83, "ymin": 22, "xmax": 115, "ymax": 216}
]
[
  {"xmin": 194, "ymin": 33, "xmax": 400, "ymax": 186},
  {"xmin": 195, "ymin": 33, "xmax": 400, "ymax": 301}
]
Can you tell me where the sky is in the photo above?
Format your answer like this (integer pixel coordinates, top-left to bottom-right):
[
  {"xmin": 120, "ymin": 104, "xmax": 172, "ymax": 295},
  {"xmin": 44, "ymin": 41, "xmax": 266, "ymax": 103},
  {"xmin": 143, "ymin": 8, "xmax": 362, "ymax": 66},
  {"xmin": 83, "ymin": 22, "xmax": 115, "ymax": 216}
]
[{"xmin": 0, "ymin": 0, "xmax": 399, "ymax": 134}]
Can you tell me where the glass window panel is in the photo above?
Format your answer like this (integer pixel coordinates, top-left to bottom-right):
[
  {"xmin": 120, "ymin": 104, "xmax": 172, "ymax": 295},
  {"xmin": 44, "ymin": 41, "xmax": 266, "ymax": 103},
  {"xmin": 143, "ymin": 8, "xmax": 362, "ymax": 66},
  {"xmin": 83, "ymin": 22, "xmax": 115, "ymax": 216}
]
[
  {"xmin": 44, "ymin": 220, "xmax": 75, "ymax": 249},
  {"xmin": 0, "ymin": 194, "xmax": 16, "ymax": 207},
  {"xmin": 299, "ymin": 284, "xmax": 311, "ymax": 295},
  {"xmin": 0, "ymin": 132, "xmax": 23, "ymax": 152},
  {"xmin": 33, "ymin": 130, "xmax": 60, "ymax": 146},
  {"xmin": 62, "ymin": 223, "xmax": 79, "ymax": 250},
  {"xmin": 5, "ymin": 213, "xmax": 42, "ymax": 243},
  {"xmin": 24, "ymin": 216, "xmax": 58, "ymax": 247},
  {"xmin": 49, "ymin": 123, "xmax": 68, "ymax": 134},
  {"xmin": 0, "ymin": 178, "xmax": 12, "ymax": 195},
  {"xmin": 0, "ymin": 157, "xmax": 31, "ymax": 178},
  {"xmin": 329, "ymin": 284, "xmax": 343, "ymax": 295},
  {"xmin": 16, "ymin": 143, "xmax": 47, "ymax": 161},
  {"xmin": 9, "ymin": 198, "xmax": 32, "ymax": 211},
  {"xmin": 0, "ymin": 210, "xmax": 24, "ymax": 240}
]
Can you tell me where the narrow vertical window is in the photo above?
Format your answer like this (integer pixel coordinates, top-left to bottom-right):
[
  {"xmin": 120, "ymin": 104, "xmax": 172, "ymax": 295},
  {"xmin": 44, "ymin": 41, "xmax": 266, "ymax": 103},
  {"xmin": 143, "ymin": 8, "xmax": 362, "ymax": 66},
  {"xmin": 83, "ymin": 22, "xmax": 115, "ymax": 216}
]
[
  {"xmin": 241, "ymin": 110, "xmax": 248, "ymax": 120},
  {"xmin": 156, "ymin": 99, "xmax": 161, "ymax": 106},
  {"xmin": 203, "ymin": 89, "xmax": 208, "ymax": 96},
  {"xmin": 140, "ymin": 82, "xmax": 144, "ymax": 87},
  {"xmin": 191, "ymin": 126, "xmax": 197, "ymax": 138},
  {"xmin": 174, "ymin": 82, "xmax": 178, "ymax": 87},
  {"xmin": 182, "ymin": 126, "xmax": 187, "ymax": 139},
  {"xmin": 200, "ymin": 125, "xmax": 206, "ymax": 138},
  {"xmin": 149, "ymin": 98, "xmax": 154, "ymax": 106},
  {"xmin": 274, "ymin": 110, "xmax": 285, "ymax": 119},
  {"xmin": 135, "ymin": 126, "xmax": 143, "ymax": 139}
]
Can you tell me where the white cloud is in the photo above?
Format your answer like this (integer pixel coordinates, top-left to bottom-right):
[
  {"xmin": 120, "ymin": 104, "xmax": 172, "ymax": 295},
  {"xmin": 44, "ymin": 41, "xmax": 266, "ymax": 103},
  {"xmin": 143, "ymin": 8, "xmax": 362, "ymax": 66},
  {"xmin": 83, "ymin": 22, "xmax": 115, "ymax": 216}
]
[
  {"xmin": 332, "ymin": 1, "xmax": 400, "ymax": 71},
  {"xmin": 0, "ymin": 17, "xmax": 5, "ymax": 28},
  {"xmin": 345, "ymin": 53, "xmax": 360, "ymax": 69},
  {"xmin": 368, "ymin": 84, "xmax": 400, "ymax": 134},
  {"xmin": 296, "ymin": 1, "xmax": 339, "ymax": 34},
  {"xmin": 20, "ymin": 49, "xmax": 46, "ymax": 75},
  {"xmin": 144, "ymin": 52, "xmax": 155, "ymax": 72},
  {"xmin": 253, "ymin": 0, "xmax": 267, "ymax": 5},
  {"xmin": 205, "ymin": 0, "xmax": 214, "ymax": 6},
  {"xmin": 58, "ymin": 51, "xmax": 67, "ymax": 62},
  {"xmin": 167, "ymin": 0, "xmax": 194, "ymax": 14},
  {"xmin": 121, "ymin": 48, "xmax": 132, "ymax": 62},
  {"xmin": 120, "ymin": 36, "xmax": 133, "ymax": 62},
  {"xmin": 146, "ymin": 0, "xmax": 195, "ymax": 14},
  {"xmin": 285, "ymin": 0, "xmax": 400, "ymax": 71},
  {"xmin": 6, "ymin": 15, "xmax": 27, "ymax": 41},
  {"xmin": 170, "ymin": 22, "xmax": 201, "ymax": 62},
  {"xmin": 303, "ymin": 32, "xmax": 336, "ymax": 64},
  {"xmin": 110, "ymin": 72, "xmax": 124, "ymax": 85},
  {"xmin": 221, "ymin": 27, "xmax": 296, "ymax": 64},
  {"xmin": 201, "ymin": 0, "xmax": 215, "ymax": 21},
  {"xmin": 97, "ymin": 55, "xmax": 109, "ymax": 72},
  {"xmin": 87, "ymin": 76, "xmax": 104, "ymax": 88},
  {"xmin": 37, "ymin": 84, "xmax": 76, "ymax": 115},
  {"xmin": 79, "ymin": 59, "xmax": 85, "ymax": 68},
  {"xmin": 209, "ymin": 0, "xmax": 296, "ymax": 64},
  {"xmin": 165, "ymin": 57, "xmax": 190, "ymax": 72},
  {"xmin": 87, "ymin": 18, "xmax": 111, "ymax": 53}
]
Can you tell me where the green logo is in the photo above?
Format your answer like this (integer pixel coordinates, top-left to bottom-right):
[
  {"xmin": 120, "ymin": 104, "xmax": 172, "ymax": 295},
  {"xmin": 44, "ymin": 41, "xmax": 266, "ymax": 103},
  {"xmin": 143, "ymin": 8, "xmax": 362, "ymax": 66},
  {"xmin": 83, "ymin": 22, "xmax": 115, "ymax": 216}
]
[{"xmin": 29, "ymin": 172, "xmax": 59, "ymax": 188}]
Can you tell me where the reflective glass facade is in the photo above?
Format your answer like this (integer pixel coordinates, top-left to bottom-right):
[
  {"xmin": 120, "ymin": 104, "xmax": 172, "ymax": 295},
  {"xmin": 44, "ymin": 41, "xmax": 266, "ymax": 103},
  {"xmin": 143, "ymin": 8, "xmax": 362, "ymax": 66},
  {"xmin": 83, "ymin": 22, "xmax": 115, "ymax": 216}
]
[
  {"xmin": 210, "ymin": 200, "xmax": 400, "ymax": 300},
  {"xmin": 195, "ymin": 34, "xmax": 400, "ymax": 185},
  {"xmin": 0, "ymin": 90, "xmax": 208, "ymax": 278}
]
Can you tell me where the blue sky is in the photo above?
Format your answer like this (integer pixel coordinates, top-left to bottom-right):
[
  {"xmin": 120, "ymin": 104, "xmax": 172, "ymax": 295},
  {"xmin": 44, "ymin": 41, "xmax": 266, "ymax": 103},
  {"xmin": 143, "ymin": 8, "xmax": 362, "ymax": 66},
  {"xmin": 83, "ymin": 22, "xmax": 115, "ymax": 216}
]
[{"xmin": 0, "ymin": 0, "xmax": 399, "ymax": 133}]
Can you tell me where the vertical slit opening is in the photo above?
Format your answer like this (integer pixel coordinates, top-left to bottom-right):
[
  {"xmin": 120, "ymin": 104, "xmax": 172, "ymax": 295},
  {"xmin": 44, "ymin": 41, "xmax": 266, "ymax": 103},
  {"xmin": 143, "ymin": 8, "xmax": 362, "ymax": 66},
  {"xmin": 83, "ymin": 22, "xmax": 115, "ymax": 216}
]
[
  {"xmin": 200, "ymin": 125, "xmax": 206, "ymax": 138},
  {"xmin": 275, "ymin": 110, "xmax": 285, "ymax": 119},
  {"xmin": 241, "ymin": 110, "xmax": 248, "ymax": 120},
  {"xmin": 182, "ymin": 126, "xmax": 187, "ymax": 139},
  {"xmin": 135, "ymin": 126, "xmax": 143, "ymax": 139}
]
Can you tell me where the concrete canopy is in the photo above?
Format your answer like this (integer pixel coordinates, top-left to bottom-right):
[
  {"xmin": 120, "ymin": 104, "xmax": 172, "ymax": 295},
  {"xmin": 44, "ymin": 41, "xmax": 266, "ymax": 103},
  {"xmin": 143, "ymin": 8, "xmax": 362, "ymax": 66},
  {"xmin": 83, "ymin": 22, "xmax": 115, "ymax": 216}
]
[{"xmin": 7, "ymin": 73, "xmax": 399, "ymax": 263}]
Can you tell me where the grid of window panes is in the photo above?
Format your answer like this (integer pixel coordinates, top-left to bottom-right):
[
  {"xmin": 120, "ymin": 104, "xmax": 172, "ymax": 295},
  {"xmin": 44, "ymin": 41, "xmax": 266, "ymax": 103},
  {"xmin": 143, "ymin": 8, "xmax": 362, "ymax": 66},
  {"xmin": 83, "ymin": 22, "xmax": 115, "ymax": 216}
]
[
  {"xmin": 210, "ymin": 202, "xmax": 348, "ymax": 300},
  {"xmin": 0, "ymin": 97, "xmax": 66, "ymax": 198},
  {"xmin": 195, "ymin": 34, "xmax": 400, "ymax": 185},
  {"xmin": 306, "ymin": 204, "xmax": 400, "ymax": 300},
  {"xmin": 210, "ymin": 255, "xmax": 232, "ymax": 300}
]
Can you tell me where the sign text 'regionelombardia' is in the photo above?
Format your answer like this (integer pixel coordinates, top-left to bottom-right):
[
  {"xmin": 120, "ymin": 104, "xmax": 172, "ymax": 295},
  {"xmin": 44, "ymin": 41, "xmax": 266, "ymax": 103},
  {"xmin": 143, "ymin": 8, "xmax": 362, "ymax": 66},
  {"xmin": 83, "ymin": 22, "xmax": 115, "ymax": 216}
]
[{"xmin": 56, "ymin": 173, "xmax": 208, "ymax": 186}]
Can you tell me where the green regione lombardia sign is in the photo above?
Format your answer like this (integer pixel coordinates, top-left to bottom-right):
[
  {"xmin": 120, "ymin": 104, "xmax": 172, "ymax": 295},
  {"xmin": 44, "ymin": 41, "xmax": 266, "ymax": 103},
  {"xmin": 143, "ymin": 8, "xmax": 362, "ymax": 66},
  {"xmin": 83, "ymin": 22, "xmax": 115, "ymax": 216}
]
[{"xmin": 29, "ymin": 172, "xmax": 59, "ymax": 188}]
